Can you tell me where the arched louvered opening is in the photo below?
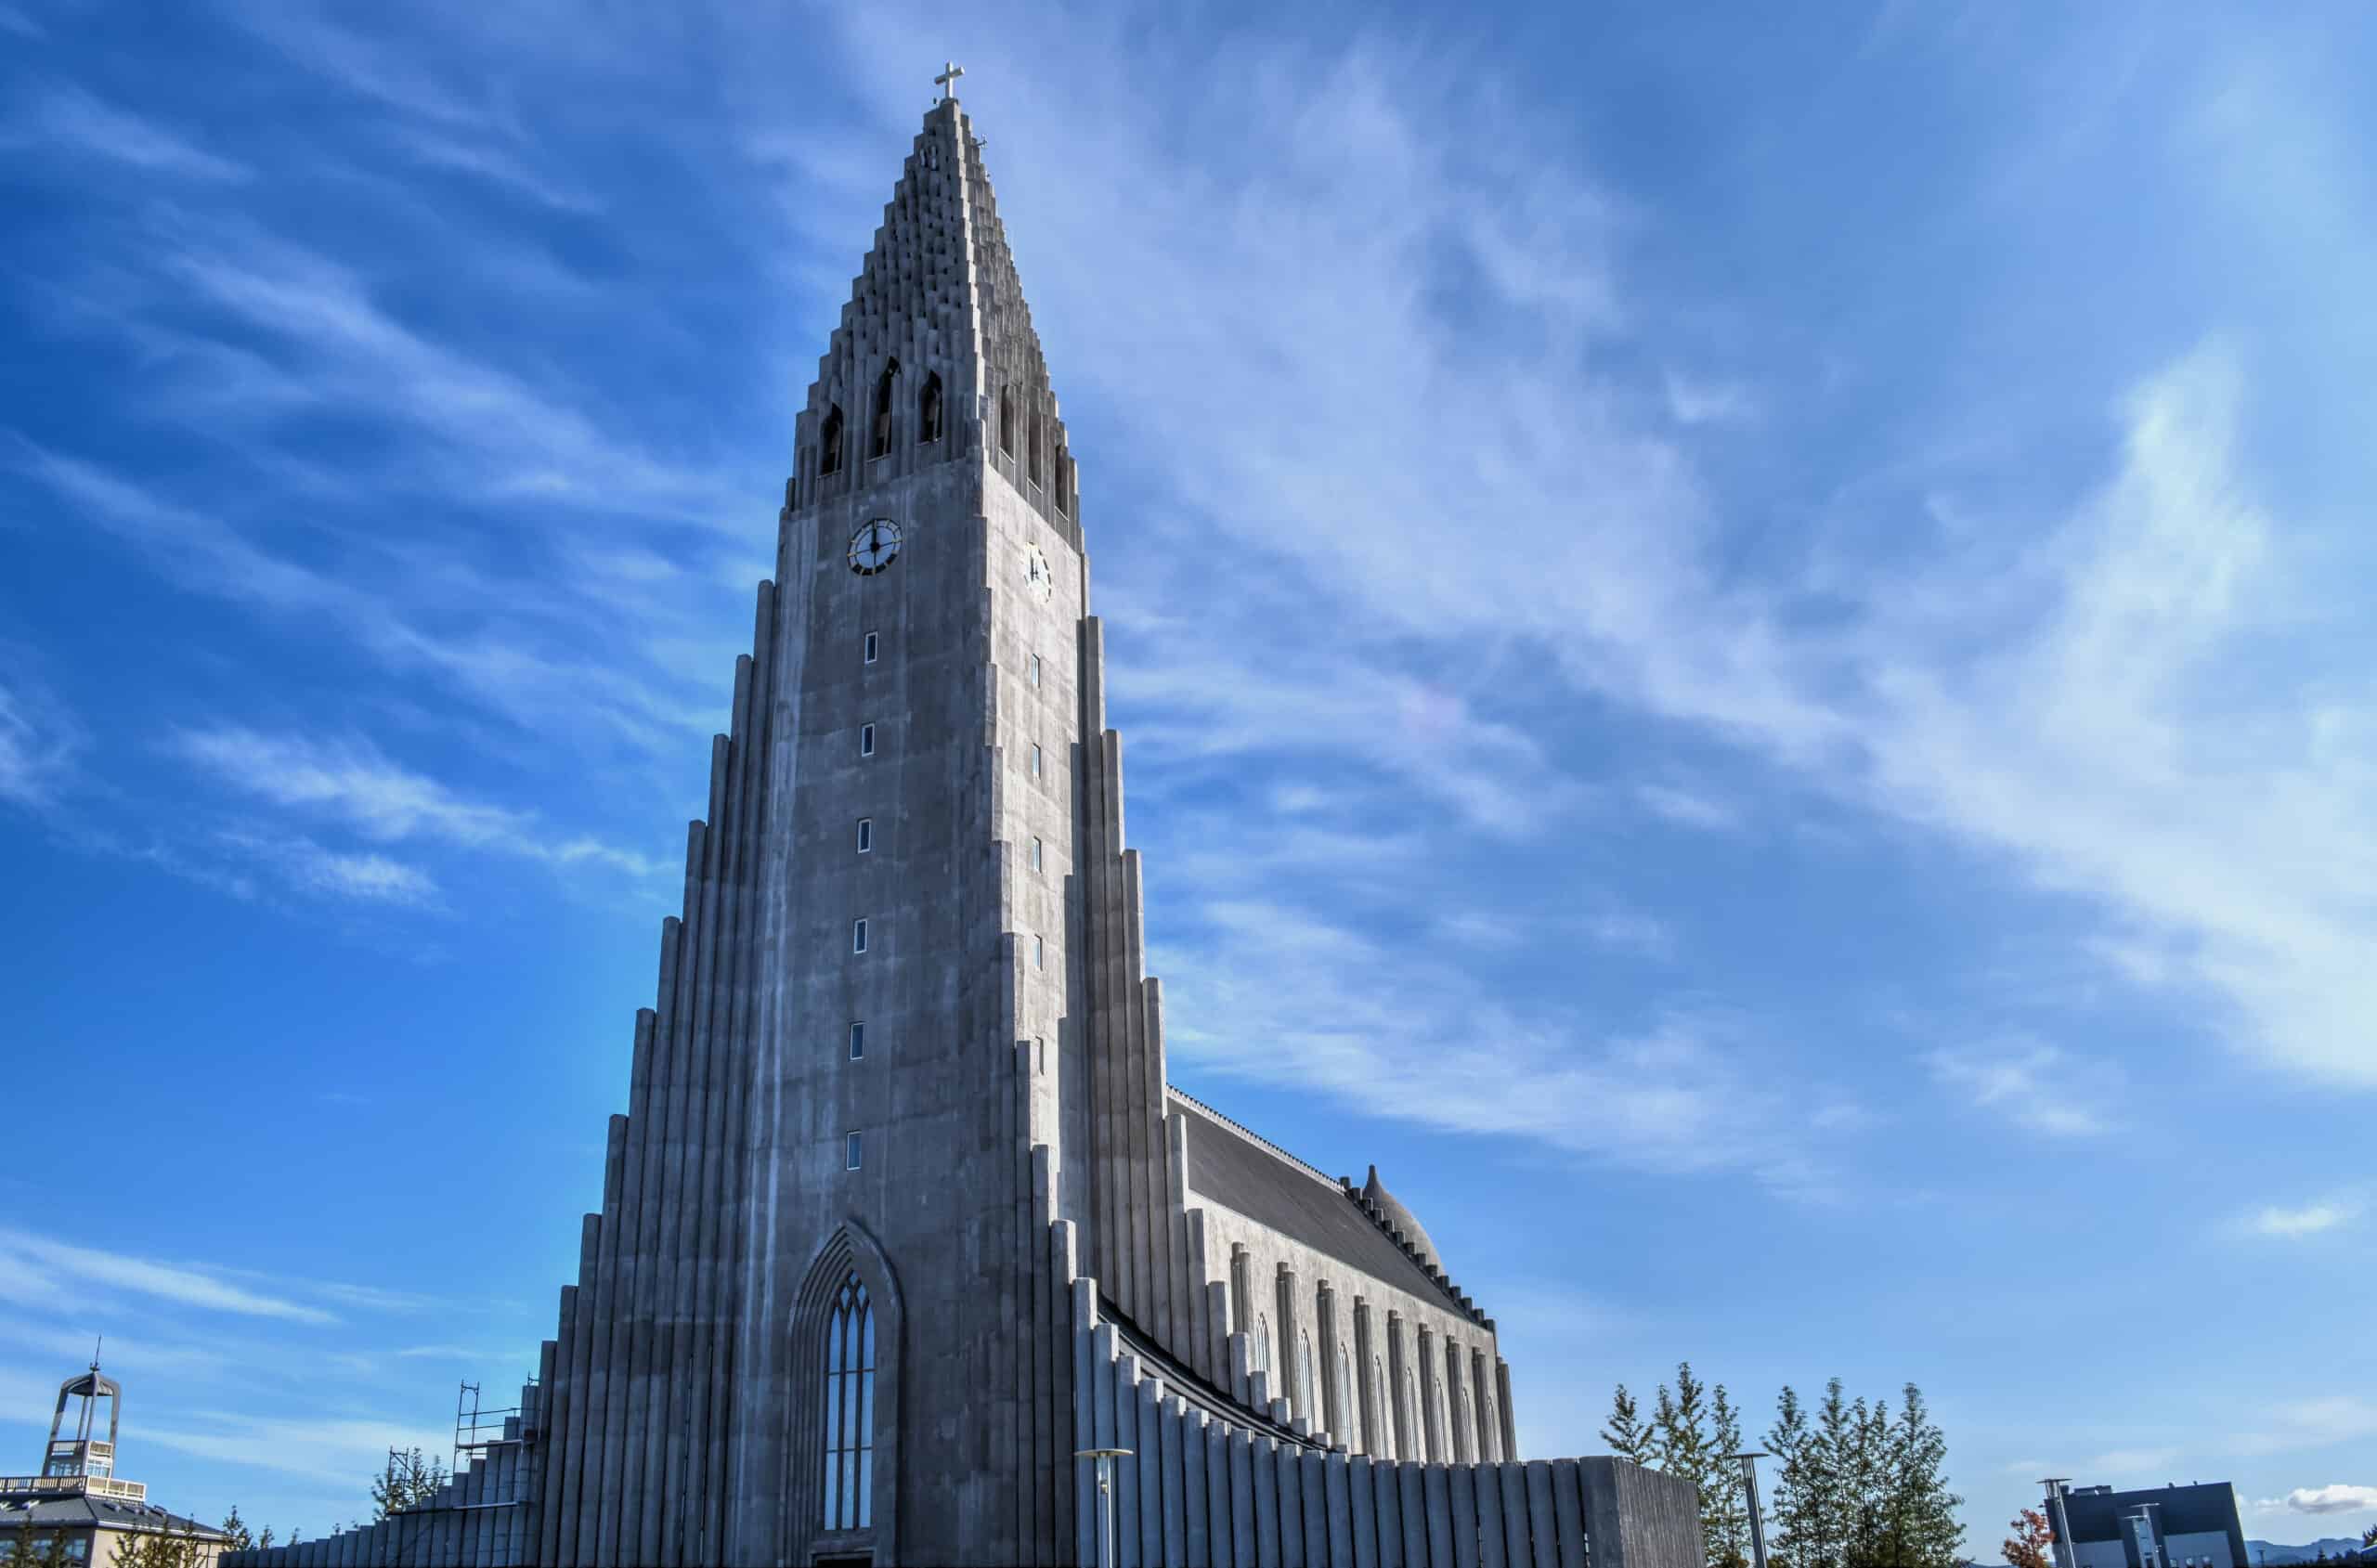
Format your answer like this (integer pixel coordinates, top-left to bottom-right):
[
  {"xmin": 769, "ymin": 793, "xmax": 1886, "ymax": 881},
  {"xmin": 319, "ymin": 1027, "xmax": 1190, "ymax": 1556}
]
[
  {"xmin": 998, "ymin": 387, "xmax": 1015, "ymax": 458},
  {"xmin": 819, "ymin": 404, "xmax": 845, "ymax": 477},
  {"xmin": 1027, "ymin": 406, "xmax": 1042, "ymax": 486},
  {"xmin": 1053, "ymin": 447, "xmax": 1071, "ymax": 515},
  {"xmin": 870, "ymin": 359, "xmax": 899, "ymax": 460},
  {"xmin": 821, "ymin": 1273, "xmax": 876, "ymax": 1530},
  {"xmin": 917, "ymin": 372, "xmax": 943, "ymax": 444}
]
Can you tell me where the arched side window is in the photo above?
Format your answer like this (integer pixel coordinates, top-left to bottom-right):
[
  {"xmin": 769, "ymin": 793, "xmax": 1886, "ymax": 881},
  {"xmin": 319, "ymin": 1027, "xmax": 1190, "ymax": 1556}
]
[
  {"xmin": 870, "ymin": 359, "xmax": 899, "ymax": 460},
  {"xmin": 1335, "ymin": 1343, "xmax": 1354, "ymax": 1448},
  {"xmin": 1053, "ymin": 447, "xmax": 1071, "ymax": 515},
  {"xmin": 788, "ymin": 1222, "xmax": 902, "ymax": 1560},
  {"xmin": 819, "ymin": 404, "xmax": 845, "ymax": 477},
  {"xmin": 1027, "ymin": 406, "xmax": 1043, "ymax": 486},
  {"xmin": 1371, "ymin": 1356, "xmax": 1393, "ymax": 1459},
  {"xmin": 998, "ymin": 387, "xmax": 1015, "ymax": 458},
  {"xmin": 917, "ymin": 372, "xmax": 943, "ymax": 445},
  {"xmin": 821, "ymin": 1274, "xmax": 876, "ymax": 1529},
  {"xmin": 1253, "ymin": 1313, "xmax": 1271, "ymax": 1377}
]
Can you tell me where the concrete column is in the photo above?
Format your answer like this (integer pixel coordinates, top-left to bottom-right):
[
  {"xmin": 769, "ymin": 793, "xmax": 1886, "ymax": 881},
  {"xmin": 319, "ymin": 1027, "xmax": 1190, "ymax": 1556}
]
[
  {"xmin": 1496, "ymin": 1465, "xmax": 1532, "ymax": 1568},
  {"xmin": 1182, "ymin": 1404, "xmax": 1210, "ymax": 1568},
  {"xmin": 1372, "ymin": 1463, "xmax": 1404, "ymax": 1568},
  {"xmin": 1526, "ymin": 1463, "xmax": 1559, "ymax": 1568},
  {"xmin": 1396, "ymin": 1464, "xmax": 1427, "ymax": 1567},
  {"xmin": 1417, "ymin": 1327, "xmax": 1442, "ymax": 1462},
  {"xmin": 1136, "ymin": 1374, "xmax": 1163, "ymax": 1568},
  {"xmin": 1471, "ymin": 1350, "xmax": 1496, "ymax": 1463},
  {"xmin": 1549, "ymin": 1461, "xmax": 1586, "ymax": 1568},
  {"xmin": 1475, "ymin": 1454, "xmax": 1507, "ymax": 1568},
  {"xmin": 1352, "ymin": 1302, "xmax": 1377, "ymax": 1459},
  {"xmin": 1496, "ymin": 1361, "xmax": 1518, "ymax": 1463},
  {"xmin": 1423, "ymin": 1466, "xmax": 1455, "ymax": 1568},
  {"xmin": 1228, "ymin": 1431, "xmax": 1256, "ymax": 1568},
  {"xmin": 1315, "ymin": 1283, "xmax": 1341, "ymax": 1446},
  {"xmin": 1275, "ymin": 1265, "xmax": 1303, "ymax": 1424},
  {"xmin": 1448, "ymin": 1466, "xmax": 1481, "ymax": 1568},
  {"xmin": 1252, "ymin": 1438, "xmax": 1281, "ymax": 1568},
  {"xmin": 1299, "ymin": 1450, "xmax": 1329, "ymax": 1568},
  {"xmin": 1075, "ymin": 1280, "xmax": 1102, "ymax": 1568},
  {"xmin": 1385, "ymin": 1315, "xmax": 1409, "ymax": 1464}
]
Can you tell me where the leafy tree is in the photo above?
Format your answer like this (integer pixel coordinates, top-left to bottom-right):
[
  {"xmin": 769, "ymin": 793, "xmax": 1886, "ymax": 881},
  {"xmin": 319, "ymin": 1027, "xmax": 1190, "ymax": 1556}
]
[
  {"xmin": 2003, "ymin": 1507, "xmax": 2056, "ymax": 1568},
  {"xmin": 1604, "ymin": 1383, "xmax": 1662, "ymax": 1468},
  {"xmin": 6, "ymin": 1531, "xmax": 71, "ymax": 1568},
  {"xmin": 371, "ymin": 1446, "xmax": 449, "ymax": 1521},
  {"xmin": 218, "ymin": 1507, "xmax": 253, "ymax": 1553},
  {"xmin": 111, "ymin": 1522, "xmax": 213, "ymax": 1568}
]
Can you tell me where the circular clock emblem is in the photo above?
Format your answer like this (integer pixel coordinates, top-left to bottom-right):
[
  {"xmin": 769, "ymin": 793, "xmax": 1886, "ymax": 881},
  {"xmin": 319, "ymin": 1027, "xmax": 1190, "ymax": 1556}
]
[
  {"xmin": 1024, "ymin": 546, "xmax": 1053, "ymax": 601},
  {"xmin": 848, "ymin": 518, "xmax": 903, "ymax": 576}
]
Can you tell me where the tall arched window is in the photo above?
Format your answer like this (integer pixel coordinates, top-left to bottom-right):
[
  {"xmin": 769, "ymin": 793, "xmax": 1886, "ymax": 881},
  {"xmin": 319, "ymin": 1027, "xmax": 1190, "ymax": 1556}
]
[
  {"xmin": 821, "ymin": 1273, "xmax": 876, "ymax": 1530},
  {"xmin": 916, "ymin": 372, "xmax": 943, "ymax": 444},
  {"xmin": 1027, "ymin": 406, "xmax": 1042, "ymax": 486},
  {"xmin": 1371, "ymin": 1356, "xmax": 1393, "ymax": 1458},
  {"xmin": 1298, "ymin": 1332, "xmax": 1316, "ymax": 1421},
  {"xmin": 998, "ymin": 387, "xmax": 1015, "ymax": 458},
  {"xmin": 1336, "ymin": 1344, "xmax": 1354, "ymax": 1447},
  {"xmin": 1053, "ymin": 447, "xmax": 1071, "ymax": 514},
  {"xmin": 819, "ymin": 405, "xmax": 845, "ymax": 477},
  {"xmin": 1253, "ymin": 1313, "xmax": 1271, "ymax": 1377},
  {"xmin": 870, "ymin": 359, "xmax": 899, "ymax": 460}
]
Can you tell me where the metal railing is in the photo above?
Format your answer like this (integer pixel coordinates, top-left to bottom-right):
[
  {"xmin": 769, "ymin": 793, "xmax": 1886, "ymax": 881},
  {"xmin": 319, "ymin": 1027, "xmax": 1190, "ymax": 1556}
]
[{"xmin": 0, "ymin": 1473, "xmax": 148, "ymax": 1500}]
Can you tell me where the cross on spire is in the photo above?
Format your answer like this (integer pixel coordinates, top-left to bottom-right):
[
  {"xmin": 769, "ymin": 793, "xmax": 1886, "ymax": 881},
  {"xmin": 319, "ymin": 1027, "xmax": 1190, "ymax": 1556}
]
[{"xmin": 935, "ymin": 61, "xmax": 964, "ymax": 102}]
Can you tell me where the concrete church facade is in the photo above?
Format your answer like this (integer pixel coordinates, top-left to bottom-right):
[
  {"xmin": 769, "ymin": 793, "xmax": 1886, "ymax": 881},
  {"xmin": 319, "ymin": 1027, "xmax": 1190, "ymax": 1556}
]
[{"xmin": 225, "ymin": 90, "xmax": 1706, "ymax": 1568}]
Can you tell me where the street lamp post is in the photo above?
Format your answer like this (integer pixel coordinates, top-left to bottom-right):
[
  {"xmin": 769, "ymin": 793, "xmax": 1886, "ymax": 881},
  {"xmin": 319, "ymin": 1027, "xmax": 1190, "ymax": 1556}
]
[
  {"xmin": 1734, "ymin": 1451, "xmax": 1772, "ymax": 1568},
  {"xmin": 2042, "ymin": 1479, "xmax": 2079, "ymax": 1568},
  {"xmin": 1075, "ymin": 1447, "xmax": 1135, "ymax": 1568}
]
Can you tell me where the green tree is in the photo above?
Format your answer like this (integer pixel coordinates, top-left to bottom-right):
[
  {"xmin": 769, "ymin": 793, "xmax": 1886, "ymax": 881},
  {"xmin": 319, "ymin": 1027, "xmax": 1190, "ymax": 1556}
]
[
  {"xmin": 1871, "ymin": 1384, "xmax": 1962, "ymax": 1568},
  {"xmin": 1706, "ymin": 1381, "xmax": 1753, "ymax": 1568},
  {"xmin": 371, "ymin": 1446, "xmax": 448, "ymax": 1521},
  {"xmin": 1604, "ymin": 1383, "xmax": 1662, "ymax": 1468},
  {"xmin": 218, "ymin": 1506, "xmax": 253, "ymax": 1553},
  {"xmin": 1765, "ymin": 1383, "xmax": 1819, "ymax": 1568},
  {"xmin": 6, "ymin": 1531, "xmax": 70, "ymax": 1568},
  {"xmin": 110, "ymin": 1522, "xmax": 211, "ymax": 1568}
]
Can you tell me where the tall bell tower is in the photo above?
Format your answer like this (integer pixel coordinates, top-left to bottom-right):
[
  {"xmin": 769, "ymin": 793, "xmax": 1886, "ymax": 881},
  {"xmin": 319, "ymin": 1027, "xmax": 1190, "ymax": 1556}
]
[{"xmin": 717, "ymin": 82, "xmax": 1100, "ymax": 1563}]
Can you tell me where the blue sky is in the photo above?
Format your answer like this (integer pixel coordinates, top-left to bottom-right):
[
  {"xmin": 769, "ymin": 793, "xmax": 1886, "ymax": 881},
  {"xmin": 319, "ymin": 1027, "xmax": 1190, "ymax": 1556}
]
[{"xmin": 4, "ymin": 0, "xmax": 2372, "ymax": 1549}]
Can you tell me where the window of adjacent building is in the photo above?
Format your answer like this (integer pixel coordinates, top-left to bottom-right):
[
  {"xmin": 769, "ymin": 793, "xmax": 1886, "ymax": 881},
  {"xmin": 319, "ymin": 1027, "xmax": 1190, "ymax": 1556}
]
[
  {"xmin": 844, "ymin": 1132, "xmax": 864, "ymax": 1171},
  {"xmin": 852, "ymin": 918, "xmax": 869, "ymax": 953},
  {"xmin": 1030, "ymin": 743, "xmax": 1042, "ymax": 779},
  {"xmin": 860, "ymin": 723, "xmax": 876, "ymax": 758},
  {"xmin": 864, "ymin": 631, "xmax": 878, "ymax": 665},
  {"xmin": 849, "ymin": 1021, "xmax": 865, "ymax": 1060},
  {"xmin": 1029, "ymin": 654, "xmax": 1041, "ymax": 688},
  {"xmin": 856, "ymin": 817, "xmax": 873, "ymax": 853},
  {"xmin": 1031, "ymin": 836, "xmax": 1044, "ymax": 872},
  {"xmin": 821, "ymin": 1270, "xmax": 876, "ymax": 1528}
]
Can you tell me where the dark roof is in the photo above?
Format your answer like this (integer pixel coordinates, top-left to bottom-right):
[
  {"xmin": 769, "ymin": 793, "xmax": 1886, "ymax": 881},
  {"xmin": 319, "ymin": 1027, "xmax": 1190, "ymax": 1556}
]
[
  {"xmin": 1171, "ymin": 1091, "xmax": 1475, "ymax": 1319},
  {"xmin": 2059, "ymin": 1484, "xmax": 2244, "ymax": 1547},
  {"xmin": 0, "ymin": 1492, "xmax": 228, "ymax": 1539}
]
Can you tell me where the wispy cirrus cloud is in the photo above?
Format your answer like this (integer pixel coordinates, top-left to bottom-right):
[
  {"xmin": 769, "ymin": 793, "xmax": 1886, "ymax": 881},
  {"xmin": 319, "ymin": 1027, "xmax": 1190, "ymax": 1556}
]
[
  {"xmin": 0, "ymin": 665, "xmax": 84, "ymax": 810},
  {"xmin": 0, "ymin": 1228, "xmax": 336, "ymax": 1326},
  {"xmin": 174, "ymin": 726, "xmax": 666, "ymax": 880},
  {"xmin": 3, "ymin": 84, "xmax": 251, "ymax": 181},
  {"xmin": 1926, "ymin": 1039, "xmax": 2114, "ymax": 1137},
  {"xmin": 2240, "ymin": 1194, "xmax": 2363, "ymax": 1239}
]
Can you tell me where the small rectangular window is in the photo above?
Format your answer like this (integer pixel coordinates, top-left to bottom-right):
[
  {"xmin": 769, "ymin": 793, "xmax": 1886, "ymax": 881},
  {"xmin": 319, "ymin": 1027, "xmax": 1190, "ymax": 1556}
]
[
  {"xmin": 1032, "ymin": 836, "xmax": 1044, "ymax": 872},
  {"xmin": 852, "ymin": 918, "xmax": 869, "ymax": 953},
  {"xmin": 857, "ymin": 817, "xmax": 873, "ymax": 853},
  {"xmin": 849, "ymin": 1021, "xmax": 865, "ymax": 1060},
  {"xmin": 1029, "ymin": 654, "xmax": 1041, "ymax": 688},
  {"xmin": 1034, "ymin": 933, "xmax": 1045, "ymax": 969},
  {"xmin": 845, "ymin": 1131, "xmax": 864, "ymax": 1170},
  {"xmin": 1031, "ymin": 744, "xmax": 1042, "ymax": 779},
  {"xmin": 860, "ymin": 723, "xmax": 876, "ymax": 757},
  {"xmin": 864, "ymin": 631, "xmax": 878, "ymax": 665}
]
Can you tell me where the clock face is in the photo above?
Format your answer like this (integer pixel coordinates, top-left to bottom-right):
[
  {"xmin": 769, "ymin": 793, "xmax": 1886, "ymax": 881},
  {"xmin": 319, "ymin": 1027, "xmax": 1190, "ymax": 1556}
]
[
  {"xmin": 848, "ymin": 518, "xmax": 903, "ymax": 576},
  {"xmin": 1025, "ymin": 547, "xmax": 1053, "ymax": 600}
]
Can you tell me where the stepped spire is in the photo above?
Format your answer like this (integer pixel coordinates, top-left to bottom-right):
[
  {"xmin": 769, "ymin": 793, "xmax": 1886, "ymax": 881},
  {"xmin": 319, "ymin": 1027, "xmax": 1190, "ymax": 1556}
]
[{"xmin": 787, "ymin": 97, "xmax": 1079, "ymax": 544}]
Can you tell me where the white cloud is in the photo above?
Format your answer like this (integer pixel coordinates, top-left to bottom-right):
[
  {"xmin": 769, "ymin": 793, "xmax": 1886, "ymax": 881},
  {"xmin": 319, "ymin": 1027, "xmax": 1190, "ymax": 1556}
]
[
  {"xmin": 6, "ymin": 84, "xmax": 251, "ymax": 181},
  {"xmin": 1662, "ymin": 369, "xmax": 1759, "ymax": 427},
  {"xmin": 2241, "ymin": 1396, "xmax": 2377, "ymax": 1455},
  {"xmin": 2243, "ymin": 1197, "xmax": 2362, "ymax": 1239},
  {"xmin": 0, "ymin": 1229, "xmax": 336, "ymax": 1325},
  {"xmin": 1927, "ymin": 1040, "xmax": 2114, "ymax": 1136},
  {"xmin": 1634, "ymin": 781, "xmax": 1745, "ymax": 834},
  {"xmin": 2258, "ymin": 1484, "xmax": 2377, "ymax": 1515},
  {"xmin": 216, "ymin": 828, "xmax": 442, "ymax": 908},
  {"xmin": 176, "ymin": 727, "xmax": 665, "ymax": 882},
  {"xmin": 0, "ymin": 667, "xmax": 83, "ymax": 810}
]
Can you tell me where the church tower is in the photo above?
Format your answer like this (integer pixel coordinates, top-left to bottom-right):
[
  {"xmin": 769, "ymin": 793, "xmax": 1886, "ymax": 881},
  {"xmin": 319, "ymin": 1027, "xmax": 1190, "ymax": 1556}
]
[{"xmin": 223, "ymin": 78, "xmax": 1714, "ymax": 1568}]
